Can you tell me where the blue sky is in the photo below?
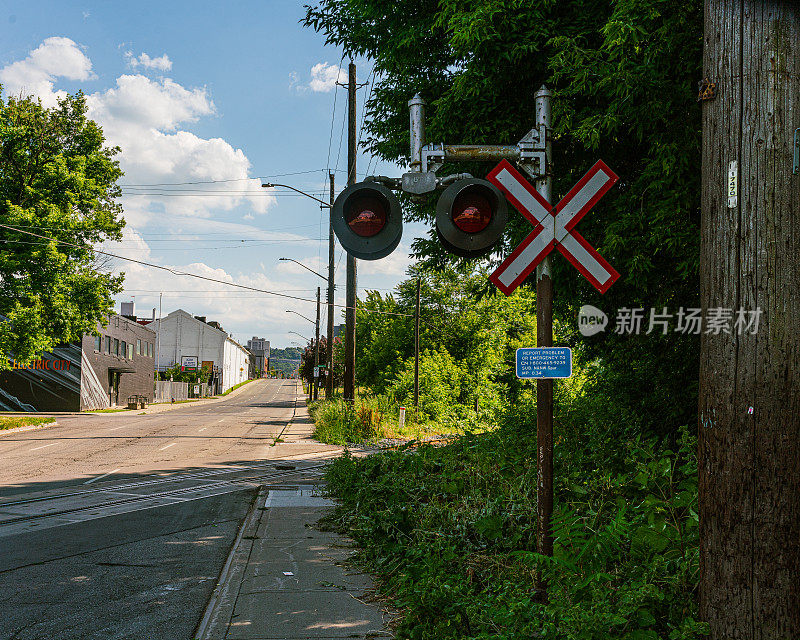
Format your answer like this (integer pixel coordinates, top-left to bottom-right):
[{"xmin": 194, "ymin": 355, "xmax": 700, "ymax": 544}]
[{"xmin": 1, "ymin": 1, "xmax": 424, "ymax": 348}]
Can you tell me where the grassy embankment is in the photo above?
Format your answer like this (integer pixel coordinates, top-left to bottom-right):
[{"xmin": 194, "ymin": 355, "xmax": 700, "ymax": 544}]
[
  {"xmin": 0, "ymin": 416, "xmax": 56, "ymax": 430},
  {"xmin": 220, "ymin": 379, "xmax": 253, "ymax": 396},
  {"xmin": 313, "ymin": 397, "xmax": 707, "ymax": 640}
]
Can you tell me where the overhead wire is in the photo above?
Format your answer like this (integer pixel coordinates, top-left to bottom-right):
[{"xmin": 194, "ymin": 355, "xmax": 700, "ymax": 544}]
[{"xmin": 0, "ymin": 223, "xmax": 412, "ymax": 318}]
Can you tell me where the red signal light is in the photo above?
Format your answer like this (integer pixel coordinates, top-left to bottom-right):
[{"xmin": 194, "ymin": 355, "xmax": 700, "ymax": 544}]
[
  {"xmin": 333, "ymin": 182, "xmax": 403, "ymax": 260},
  {"xmin": 346, "ymin": 196, "xmax": 388, "ymax": 237},
  {"xmin": 435, "ymin": 178, "xmax": 508, "ymax": 258},
  {"xmin": 451, "ymin": 192, "xmax": 493, "ymax": 233}
]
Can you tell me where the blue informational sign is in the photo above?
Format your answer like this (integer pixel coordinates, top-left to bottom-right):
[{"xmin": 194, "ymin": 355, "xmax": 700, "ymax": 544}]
[{"xmin": 516, "ymin": 347, "xmax": 572, "ymax": 379}]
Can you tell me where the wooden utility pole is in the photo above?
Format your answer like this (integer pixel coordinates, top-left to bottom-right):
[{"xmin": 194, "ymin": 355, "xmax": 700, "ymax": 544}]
[
  {"xmin": 699, "ymin": 2, "xmax": 800, "ymax": 637},
  {"xmin": 313, "ymin": 286, "xmax": 320, "ymax": 401},
  {"xmin": 414, "ymin": 277, "xmax": 421, "ymax": 409},
  {"xmin": 326, "ymin": 171, "xmax": 335, "ymax": 398},
  {"xmin": 343, "ymin": 61, "xmax": 357, "ymax": 401}
]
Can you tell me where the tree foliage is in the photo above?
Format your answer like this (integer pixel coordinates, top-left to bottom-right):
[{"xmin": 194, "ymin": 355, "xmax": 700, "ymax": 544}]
[
  {"xmin": 353, "ymin": 264, "xmax": 537, "ymax": 422},
  {"xmin": 0, "ymin": 91, "xmax": 125, "ymax": 366},
  {"xmin": 304, "ymin": 0, "xmax": 703, "ymax": 436}
]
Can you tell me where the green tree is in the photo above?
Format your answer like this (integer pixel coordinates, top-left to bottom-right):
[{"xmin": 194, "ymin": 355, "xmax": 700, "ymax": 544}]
[
  {"xmin": 352, "ymin": 264, "xmax": 537, "ymax": 420},
  {"xmin": 0, "ymin": 91, "xmax": 125, "ymax": 367},
  {"xmin": 161, "ymin": 363, "xmax": 212, "ymax": 384},
  {"xmin": 303, "ymin": 0, "xmax": 703, "ymax": 437}
]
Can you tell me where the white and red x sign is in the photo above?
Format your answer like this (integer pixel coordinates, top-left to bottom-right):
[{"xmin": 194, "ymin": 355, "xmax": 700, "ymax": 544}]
[{"xmin": 487, "ymin": 159, "xmax": 620, "ymax": 295}]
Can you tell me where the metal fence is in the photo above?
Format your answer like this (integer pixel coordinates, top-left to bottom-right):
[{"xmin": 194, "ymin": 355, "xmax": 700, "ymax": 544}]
[{"xmin": 154, "ymin": 381, "xmax": 189, "ymax": 403}]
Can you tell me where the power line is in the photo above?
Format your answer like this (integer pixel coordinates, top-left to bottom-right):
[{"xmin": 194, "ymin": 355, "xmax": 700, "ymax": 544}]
[
  {"xmin": 122, "ymin": 289, "xmax": 319, "ymax": 293},
  {"xmin": 0, "ymin": 223, "xmax": 412, "ymax": 318},
  {"xmin": 325, "ymin": 55, "xmax": 345, "ymax": 175},
  {"xmin": 0, "ymin": 224, "xmax": 322, "ymax": 235},
  {"xmin": 120, "ymin": 169, "xmax": 331, "ymax": 187}
]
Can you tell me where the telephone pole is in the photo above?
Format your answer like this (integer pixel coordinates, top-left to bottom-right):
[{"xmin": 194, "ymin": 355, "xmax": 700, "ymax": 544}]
[
  {"xmin": 699, "ymin": 2, "xmax": 800, "ymax": 638},
  {"xmin": 326, "ymin": 171, "xmax": 335, "ymax": 398},
  {"xmin": 414, "ymin": 277, "xmax": 420, "ymax": 410},
  {"xmin": 343, "ymin": 61, "xmax": 357, "ymax": 401},
  {"xmin": 314, "ymin": 286, "xmax": 320, "ymax": 401}
]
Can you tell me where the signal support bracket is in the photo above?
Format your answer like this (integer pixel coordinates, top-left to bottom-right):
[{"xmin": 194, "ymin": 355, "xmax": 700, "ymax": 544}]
[
  {"xmin": 418, "ymin": 129, "xmax": 547, "ymax": 181},
  {"xmin": 517, "ymin": 123, "xmax": 548, "ymax": 181},
  {"xmin": 406, "ymin": 92, "xmax": 548, "ymax": 190}
]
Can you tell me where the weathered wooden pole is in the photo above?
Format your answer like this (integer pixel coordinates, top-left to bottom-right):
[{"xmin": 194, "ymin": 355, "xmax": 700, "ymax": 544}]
[
  {"xmin": 699, "ymin": 2, "xmax": 800, "ymax": 637},
  {"xmin": 344, "ymin": 61, "xmax": 357, "ymax": 401},
  {"xmin": 414, "ymin": 277, "xmax": 421, "ymax": 410}
]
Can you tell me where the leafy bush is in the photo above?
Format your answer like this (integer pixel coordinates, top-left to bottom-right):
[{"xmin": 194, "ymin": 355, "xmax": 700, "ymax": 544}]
[
  {"xmin": 387, "ymin": 349, "xmax": 465, "ymax": 422},
  {"xmin": 322, "ymin": 423, "xmax": 707, "ymax": 639}
]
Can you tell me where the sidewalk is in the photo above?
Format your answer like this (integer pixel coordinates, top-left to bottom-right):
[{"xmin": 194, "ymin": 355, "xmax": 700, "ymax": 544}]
[
  {"xmin": 196, "ymin": 487, "xmax": 393, "ymax": 639},
  {"xmin": 195, "ymin": 398, "xmax": 394, "ymax": 640}
]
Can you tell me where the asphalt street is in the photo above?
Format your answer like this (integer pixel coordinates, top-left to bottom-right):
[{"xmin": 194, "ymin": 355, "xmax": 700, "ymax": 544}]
[{"xmin": 0, "ymin": 378, "xmax": 343, "ymax": 640}]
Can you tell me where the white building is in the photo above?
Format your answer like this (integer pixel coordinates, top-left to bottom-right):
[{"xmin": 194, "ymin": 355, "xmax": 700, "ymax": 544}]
[{"xmin": 150, "ymin": 310, "xmax": 250, "ymax": 393}]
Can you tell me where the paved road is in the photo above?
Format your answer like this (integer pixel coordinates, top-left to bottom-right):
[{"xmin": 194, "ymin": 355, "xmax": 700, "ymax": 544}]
[
  {"xmin": 0, "ymin": 379, "xmax": 342, "ymax": 640},
  {"xmin": 0, "ymin": 378, "xmax": 306, "ymax": 490}
]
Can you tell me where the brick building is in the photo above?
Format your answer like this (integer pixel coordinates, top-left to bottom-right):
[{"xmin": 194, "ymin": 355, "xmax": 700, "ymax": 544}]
[
  {"xmin": 84, "ymin": 312, "xmax": 157, "ymax": 407},
  {"xmin": 0, "ymin": 309, "xmax": 156, "ymax": 411}
]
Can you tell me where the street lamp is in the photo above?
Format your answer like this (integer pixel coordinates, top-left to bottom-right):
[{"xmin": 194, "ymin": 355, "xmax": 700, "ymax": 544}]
[
  {"xmin": 286, "ymin": 309, "xmax": 315, "ymax": 324},
  {"xmin": 261, "ymin": 181, "xmax": 331, "ymax": 208},
  {"xmin": 263, "ymin": 179, "xmax": 336, "ymax": 401},
  {"xmin": 289, "ymin": 330, "xmax": 316, "ymax": 402},
  {"xmin": 278, "ymin": 258, "xmax": 328, "ymax": 282}
]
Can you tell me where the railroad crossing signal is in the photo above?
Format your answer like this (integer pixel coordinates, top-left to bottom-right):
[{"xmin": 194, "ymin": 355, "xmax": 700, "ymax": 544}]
[
  {"xmin": 435, "ymin": 178, "xmax": 508, "ymax": 258},
  {"xmin": 487, "ymin": 159, "xmax": 619, "ymax": 295},
  {"xmin": 332, "ymin": 182, "xmax": 403, "ymax": 260}
]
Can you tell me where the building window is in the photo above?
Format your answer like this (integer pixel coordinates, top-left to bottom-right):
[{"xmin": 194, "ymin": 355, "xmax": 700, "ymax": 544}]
[
  {"xmin": 148, "ymin": 342, "xmax": 153, "ymax": 357},
  {"xmin": 121, "ymin": 340, "xmax": 127, "ymax": 358},
  {"xmin": 136, "ymin": 339, "xmax": 141, "ymax": 355},
  {"xmin": 105, "ymin": 336, "xmax": 111, "ymax": 353},
  {"xmin": 94, "ymin": 335, "xmax": 101, "ymax": 351},
  {"xmin": 128, "ymin": 343, "xmax": 134, "ymax": 359},
  {"xmin": 114, "ymin": 338, "xmax": 120, "ymax": 356}
]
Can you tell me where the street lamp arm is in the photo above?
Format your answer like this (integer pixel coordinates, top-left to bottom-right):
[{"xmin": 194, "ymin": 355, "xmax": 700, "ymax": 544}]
[
  {"xmin": 288, "ymin": 330, "xmax": 311, "ymax": 342},
  {"xmin": 279, "ymin": 257, "xmax": 328, "ymax": 282},
  {"xmin": 261, "ymin": 182, "xmax": 332, "ymax": 208},
  {"xmin": 286, "ymin": 310, "xmax": 315, "ymax": 325}
]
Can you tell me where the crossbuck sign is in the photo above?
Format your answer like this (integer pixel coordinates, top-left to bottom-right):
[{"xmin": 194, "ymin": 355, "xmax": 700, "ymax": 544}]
[{"xmin": 487, "ymin": 159, "xmax": 620, "ymax": 295}]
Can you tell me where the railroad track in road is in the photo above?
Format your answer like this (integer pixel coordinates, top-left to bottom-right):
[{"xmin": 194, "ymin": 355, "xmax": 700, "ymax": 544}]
[{"xmin": 0, "ymin": 461, "xmax": 327, "ymax": 531}]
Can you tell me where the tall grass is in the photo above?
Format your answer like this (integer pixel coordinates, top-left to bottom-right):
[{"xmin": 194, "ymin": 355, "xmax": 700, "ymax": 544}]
[{"xmin": 309, "ymin": 396, "xmax": 393, "ymax": 445}]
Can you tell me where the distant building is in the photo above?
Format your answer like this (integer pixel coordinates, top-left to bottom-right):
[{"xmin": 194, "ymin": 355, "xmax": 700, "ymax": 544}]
[
  {"xmin": 0, "ymin": 307, "xmax": 156, "ymax": 411},
  {"xmin": 148, "ymin": 310, "xmax": 250, "ymax": 393},
  {"xmin": 246, "ymin": 337, "xmax": 270, "ymax": 377},
  {"xmin": 333, "ymin": 324, "xmax": 344, "ymax": 338}
]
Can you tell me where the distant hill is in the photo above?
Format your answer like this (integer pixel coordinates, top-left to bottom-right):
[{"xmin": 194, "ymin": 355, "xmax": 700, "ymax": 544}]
[{"xmin": 269, "ymin": 346, "xmax": 303, "ymax": 376}]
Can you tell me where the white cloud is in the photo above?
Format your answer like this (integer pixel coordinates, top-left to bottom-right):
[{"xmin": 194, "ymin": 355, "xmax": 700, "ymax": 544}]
[
  {"xmin": 85, "ymin": 75, "xmax": 270, "ymax": 218},
  {"xmin": 108, "ymin": 236, "xmax": 319, "ymax": 332},
  {"xmin": 125, "ymin": 51, "xmax": 172, "ymax": 72},
  {"xmin": 364, "ymin": 243, "xmax": 413, "ymax": 277},
  {"xmin": 0, "ymin": 38, "xmax": 274, "ymax": 223},
  {"xmin": 88, "ymin": 73, "xmax": 213, "ymax": 131},
  {"xmin": 307, "ymin": 62, "xmax": 346, "ymax": 93},
  {"xmin": 0, "ymin": 36, "xmax": 93, "ymax": 107}
]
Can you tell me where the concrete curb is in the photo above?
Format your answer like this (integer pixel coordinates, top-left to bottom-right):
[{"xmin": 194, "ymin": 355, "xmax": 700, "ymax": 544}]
[{"xmin": 194, "ymin": 486, "xmax": 265, "ymax": 640}]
